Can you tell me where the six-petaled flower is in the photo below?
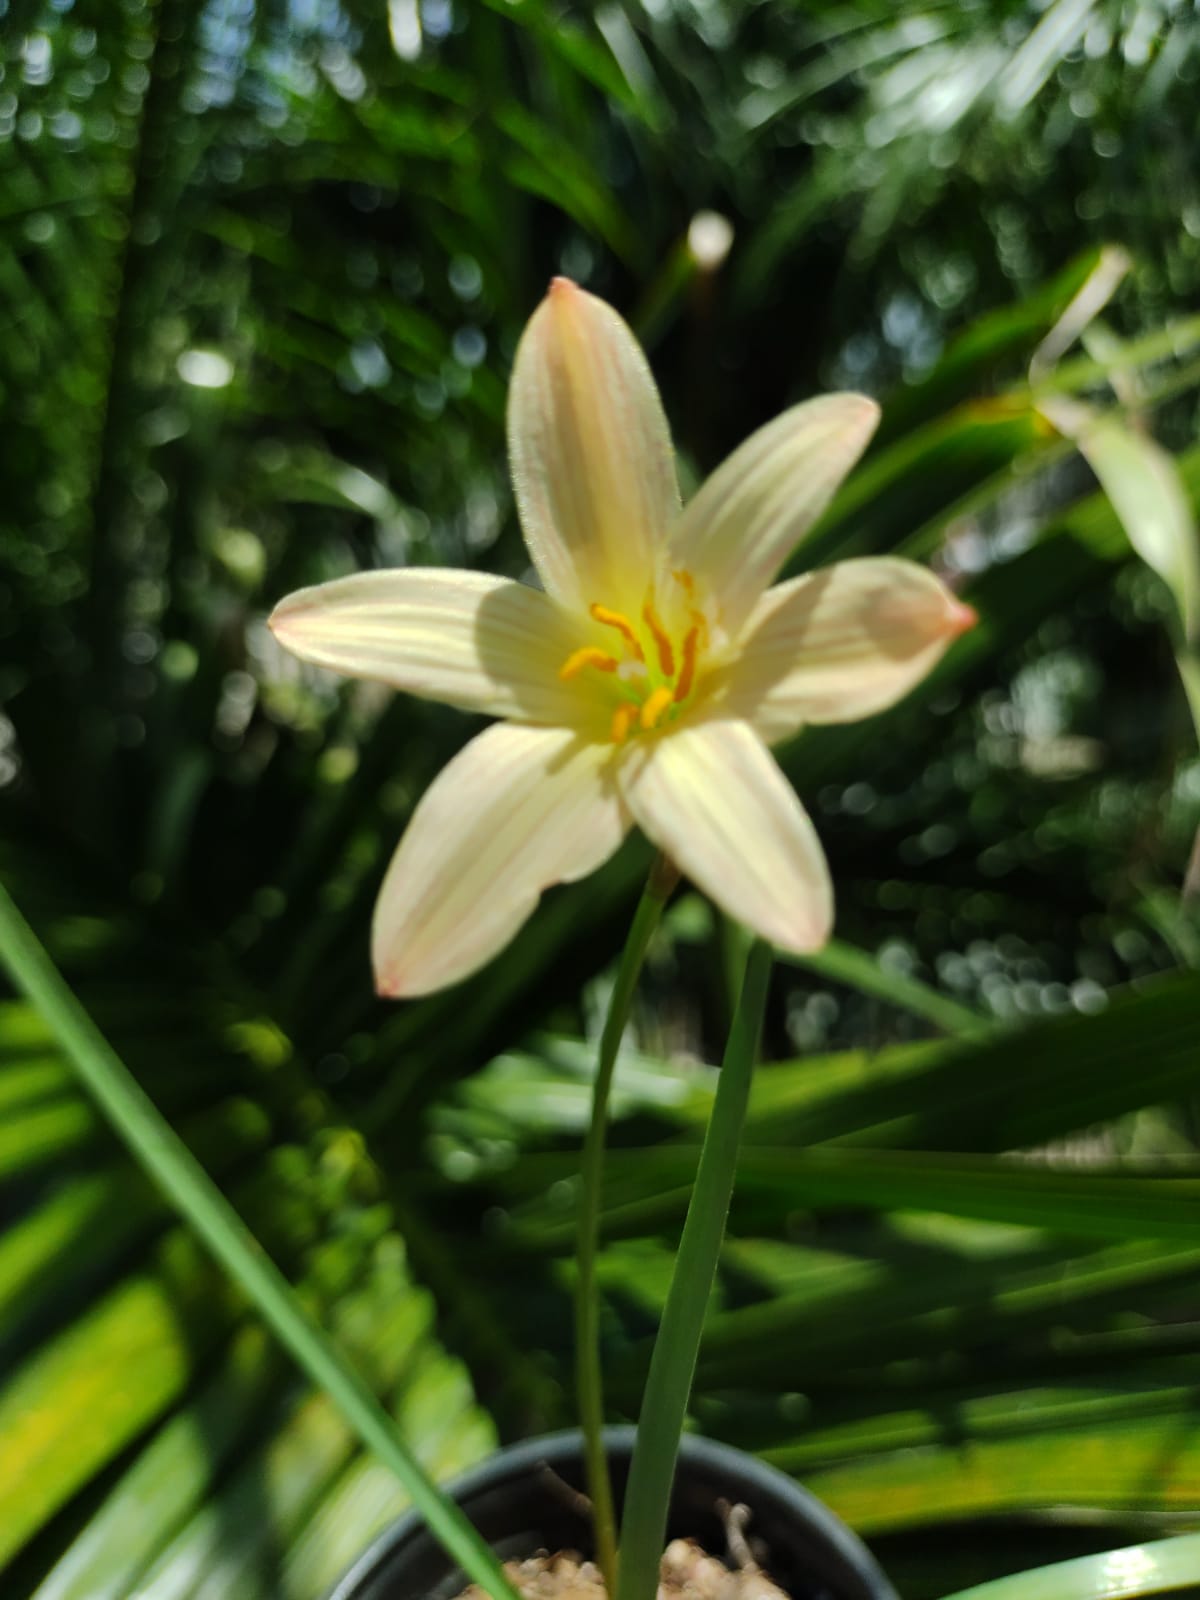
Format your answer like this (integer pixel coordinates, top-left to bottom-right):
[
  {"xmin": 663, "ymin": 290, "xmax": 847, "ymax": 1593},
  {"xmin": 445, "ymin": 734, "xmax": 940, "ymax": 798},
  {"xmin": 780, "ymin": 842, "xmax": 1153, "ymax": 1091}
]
[{"xmin": 270, "ymin": 279, "xmax": 975, "ymax": 997}]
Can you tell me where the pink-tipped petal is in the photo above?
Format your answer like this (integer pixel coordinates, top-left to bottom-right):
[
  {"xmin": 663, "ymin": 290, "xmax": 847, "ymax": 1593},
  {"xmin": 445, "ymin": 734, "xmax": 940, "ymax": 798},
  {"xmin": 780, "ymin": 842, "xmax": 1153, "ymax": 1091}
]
[
  {"xmin": 671, "ymin": 394, "xmax": 880, "ymax": 634},
  {"xmin": 947, "ymin": 599, "xmax": 979, "ymax": 635},
  {"xmin": 618, "ymin": 719, "xmax": 833, "ymax": 955},
  {"xmin": 268, "ymin": 568, "xmax": 586, "ymax": 726},
  {"xmin": 508, "ymin": 279, "xmax": 680, "ymax": 615},
  {"xmin": 372, "ymin": 722, "xmax": 629, "ymax": 997},
  {"xmin": 708, "ymin": 557, "xmax": 975, "ymax": 746}
]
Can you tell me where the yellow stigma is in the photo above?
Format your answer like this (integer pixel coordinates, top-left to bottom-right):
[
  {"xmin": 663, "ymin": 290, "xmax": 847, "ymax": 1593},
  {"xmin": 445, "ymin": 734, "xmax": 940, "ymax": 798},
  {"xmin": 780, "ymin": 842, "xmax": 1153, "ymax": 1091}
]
[
  {"xmin": 589, "ymin": 603, "xmax": 645, "ymax": 661},
  {"xmin": 639, "ymin": 685, "xmax": 674, "ymax": 731},
  {"xmin": 559, "ymin": 646, "xmax": 618, "ymax": 681}
]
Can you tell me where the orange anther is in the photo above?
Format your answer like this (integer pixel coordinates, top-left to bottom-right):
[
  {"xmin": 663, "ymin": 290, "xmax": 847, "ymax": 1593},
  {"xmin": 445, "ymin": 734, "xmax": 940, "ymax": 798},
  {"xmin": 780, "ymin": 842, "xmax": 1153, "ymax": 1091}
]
[
  {"xmin": 559, "ymin": 646, "xmax": 618, "ymax": 681},
  {"xmin": 641, "ymin": 600, "xmax": 675, "ymax": 677},
  {"xmin": 673, "ymin": 623, "xmax": 700, "ymax": 703},
  {"xmin": 589, "ymin": 603, "xmax": 644, "ymax": 661},
  {"xmin": 672, "ymin": 568, "xmax": 695, "ymax": 596},
  {"xmin": 639, "ymin": 686, "xmax": 674, "ymax": 732},
  {"xmin": 610, "ymin": 702, "xmax": 638, "ymax": 744}
]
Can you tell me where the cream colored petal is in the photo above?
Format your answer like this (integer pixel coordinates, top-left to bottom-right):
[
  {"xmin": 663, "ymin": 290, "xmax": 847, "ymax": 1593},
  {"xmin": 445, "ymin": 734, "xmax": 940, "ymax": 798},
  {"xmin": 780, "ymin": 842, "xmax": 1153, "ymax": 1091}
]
[
  {"xmin": 670, "ymin": 394, "xmax": 880, "ymax": 634},
  {"xmin": 269, "ymin": 568, "xmax": 587, "ymax": 725},
  {"xmin": 619, "ymin": 719, "xmax": 832, "ymax": 954},
  {"xmin": 710, "ymin": 558, "xmax": 976, "ymax": 745},
  {"xmin": 507, "ymin": 278, "xmax": 680, "ymax": 613},
  {"xmin": 373, "ymin": 722, "xmax": 628, "ymax": 997}
]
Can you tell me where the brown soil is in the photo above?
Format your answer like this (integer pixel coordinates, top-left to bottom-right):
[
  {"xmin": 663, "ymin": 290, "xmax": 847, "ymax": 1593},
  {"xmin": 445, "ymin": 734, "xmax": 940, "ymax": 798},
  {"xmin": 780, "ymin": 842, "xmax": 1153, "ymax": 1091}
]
[{"xmin": 456, "ymin": 1539, "xmax": 792, "ymax": 1600}]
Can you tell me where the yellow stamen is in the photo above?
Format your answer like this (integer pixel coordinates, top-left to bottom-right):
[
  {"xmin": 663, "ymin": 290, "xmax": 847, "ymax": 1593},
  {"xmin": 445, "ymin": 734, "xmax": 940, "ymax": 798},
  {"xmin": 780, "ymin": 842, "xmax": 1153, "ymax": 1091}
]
[
  {"xmin": 590, "ymin": 603, "xmax": 644, "ymax": 661},
  {"xmin": 673, "ymin": 622, "xmax": 700, "ymax": 703},
  {"xmin": 610, "ymin": 702, "xmax": 638, "ymax": 744},
  {"xmin": 642, "ymin": 600, "xmax": 675, "ymax": 677},
  {"xmin": 639, "ymin": 685, "xmax": 674, "ymax": 731},
  {"xmin": 559, "ymin": 646, "xmax": 618, "ymax": 681}
]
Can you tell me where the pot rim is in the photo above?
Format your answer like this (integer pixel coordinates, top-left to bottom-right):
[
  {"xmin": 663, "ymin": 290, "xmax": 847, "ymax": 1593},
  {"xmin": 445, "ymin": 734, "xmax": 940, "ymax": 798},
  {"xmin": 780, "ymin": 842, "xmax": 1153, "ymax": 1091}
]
[{"xmin": 326, "ymin": 1426, "xmax": 897, "ymax": 1600}]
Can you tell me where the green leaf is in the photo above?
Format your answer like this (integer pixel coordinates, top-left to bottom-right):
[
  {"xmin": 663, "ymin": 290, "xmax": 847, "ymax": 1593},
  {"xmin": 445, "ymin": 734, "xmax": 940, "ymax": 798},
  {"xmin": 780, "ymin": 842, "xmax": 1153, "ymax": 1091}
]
[
  {"xmin": 781, "ymin": 938, "xmax": 988, "ymax": 1038},
  {"xmin": 1039, "ymin": 397, "xmax": 1200, "ymax": 642},
  {"xmin": 939, "ymin": 1533, "xmax": 1200, "ymax": 1600}
]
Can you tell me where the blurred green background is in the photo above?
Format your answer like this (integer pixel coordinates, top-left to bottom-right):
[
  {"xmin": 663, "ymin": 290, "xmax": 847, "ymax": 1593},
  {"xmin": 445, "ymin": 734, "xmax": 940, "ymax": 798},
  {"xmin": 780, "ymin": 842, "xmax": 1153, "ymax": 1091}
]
[{"xmin": 3, "ymin": 1, "xmax": 1200, "ymax": 1596}]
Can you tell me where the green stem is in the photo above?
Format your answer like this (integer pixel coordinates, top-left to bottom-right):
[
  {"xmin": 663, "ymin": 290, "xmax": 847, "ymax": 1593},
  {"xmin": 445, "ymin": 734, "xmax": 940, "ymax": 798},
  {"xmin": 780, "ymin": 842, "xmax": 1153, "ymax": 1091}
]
[
  {"xmin": 0, "ymin": 883, "xmax": 521, "ymax": 1600},
  {"xmin": 1175, "ymin": 644, "xmax": 1200, "ymax": 748},
  {"xmin": 616, "ymin": 937, "xmax": 773, "ymax": 1600},
  {"xmin": 576, "ymin": 852, "xmax": 677, "ymax": 1592},
  {"xmin": 1174, "ymin": 646, "xmax": 1200, "ymax": 902}
]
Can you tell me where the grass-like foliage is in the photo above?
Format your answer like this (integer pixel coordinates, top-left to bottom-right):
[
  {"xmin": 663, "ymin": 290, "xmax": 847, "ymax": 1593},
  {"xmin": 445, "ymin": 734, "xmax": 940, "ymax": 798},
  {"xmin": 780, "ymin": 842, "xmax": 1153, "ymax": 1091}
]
[{"xmin": 2, "ymin": 3, "xmax": 1199, "ymax": 1597}]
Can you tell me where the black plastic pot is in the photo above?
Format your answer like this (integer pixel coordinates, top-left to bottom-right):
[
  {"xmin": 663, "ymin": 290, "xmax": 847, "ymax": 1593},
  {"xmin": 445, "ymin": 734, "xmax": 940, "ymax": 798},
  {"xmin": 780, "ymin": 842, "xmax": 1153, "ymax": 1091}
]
[{"xmin": 326, "ymin": 1427, "xmax": 899, "ymax": 1600}]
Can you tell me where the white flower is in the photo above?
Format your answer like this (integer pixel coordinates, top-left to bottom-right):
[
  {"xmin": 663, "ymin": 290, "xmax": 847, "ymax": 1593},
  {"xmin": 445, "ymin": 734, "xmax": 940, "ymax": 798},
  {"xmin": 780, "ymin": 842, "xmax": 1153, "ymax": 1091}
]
[{"xmin": 270, "ymin": 279, "xmax": 975, "ymax": 996}]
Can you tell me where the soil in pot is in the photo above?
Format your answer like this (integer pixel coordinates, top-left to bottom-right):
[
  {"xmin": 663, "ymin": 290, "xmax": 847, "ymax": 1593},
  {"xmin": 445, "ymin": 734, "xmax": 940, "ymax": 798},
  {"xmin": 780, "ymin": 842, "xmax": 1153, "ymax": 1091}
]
[{"xmin": 455, "ymin": 1505, "xmax": 794, "ymax": 1600}]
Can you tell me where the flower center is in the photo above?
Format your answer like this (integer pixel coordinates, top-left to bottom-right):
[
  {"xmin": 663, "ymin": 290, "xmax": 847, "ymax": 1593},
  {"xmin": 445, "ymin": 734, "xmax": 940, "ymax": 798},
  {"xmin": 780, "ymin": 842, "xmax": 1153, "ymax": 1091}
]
[{"xmin": 558, "ymin": 569, "xmax": 710, "ymax": 743}]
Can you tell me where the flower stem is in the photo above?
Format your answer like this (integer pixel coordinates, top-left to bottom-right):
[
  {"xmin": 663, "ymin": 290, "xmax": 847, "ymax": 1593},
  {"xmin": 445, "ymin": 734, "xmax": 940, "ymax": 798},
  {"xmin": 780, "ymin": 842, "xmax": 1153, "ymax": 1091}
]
[
  {"xmin": 576, "ymin": 852, "xmax": 678, "ymax": 1593},
  {"xmin": 615, "ymin": 937, "xmax": 773, "ymax": 1600},
  {"xmin": 1175, "ymin": 645, "xmax": 1200, "ymax": 901},
  {"xmin": 1176, "ymin": 643, "xmax": 1200, "ymax": 746},
  {"xmin": 0, "ymin": 882, "xmax": 522, "ymax": 1600}
]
